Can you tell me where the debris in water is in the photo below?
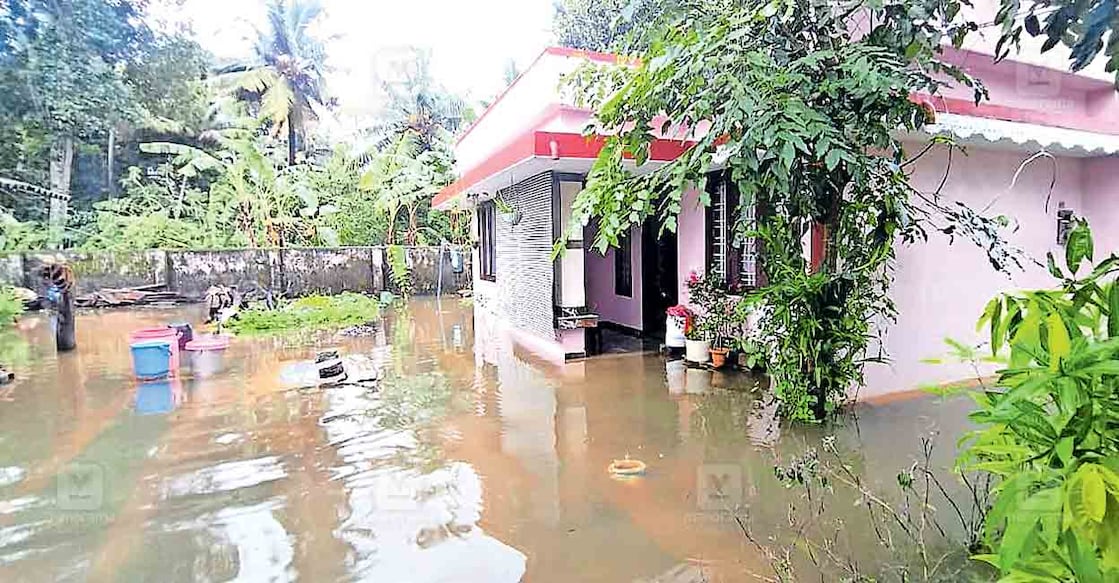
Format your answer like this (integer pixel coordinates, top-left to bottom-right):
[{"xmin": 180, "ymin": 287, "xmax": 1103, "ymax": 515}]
[
  {"xmin": 316, "ymin": 350, "xmax": 346, "ymax": 384},
  {"xmin": 336, "ymin": 322, "xmax": 378, "ymax": 337},
  {"xmin": 75, "ymin": 285, "xmax": 189, "ymax": 309},
  {"xmin": 279, "ymin": 353, "xmax": 382, "ymax": 389},
  {"xmin": 608, "ymin": 458, "xmax": 647, "ymax": 476}
]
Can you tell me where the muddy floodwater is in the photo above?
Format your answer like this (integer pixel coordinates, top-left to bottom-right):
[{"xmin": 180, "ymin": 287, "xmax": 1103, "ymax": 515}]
[{"xmin": 0, "ymin": 299, "xmax": 980, "ymax": 582}]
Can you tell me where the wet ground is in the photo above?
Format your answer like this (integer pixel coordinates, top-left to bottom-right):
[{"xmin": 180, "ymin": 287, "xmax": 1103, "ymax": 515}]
[{"xmin": 0, "ymin": 299, "xmax": 980, "ymax": 582}]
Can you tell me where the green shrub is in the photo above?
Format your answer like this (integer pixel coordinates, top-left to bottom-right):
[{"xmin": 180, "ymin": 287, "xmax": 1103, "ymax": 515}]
[
  {"xmin": 0, "ymin": 287, "xmax": 24, "ymax": 328},
  {"xmin": 226, "ymin": 292, "xmax": 381, "ymax": 335},
  {"xmin": 960, "ymin": 220, "xmax": 1119, "ymax": 581}
]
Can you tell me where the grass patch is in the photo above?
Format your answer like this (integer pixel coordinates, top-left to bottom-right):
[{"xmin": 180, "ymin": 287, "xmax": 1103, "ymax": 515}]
[
  {"xmin": 0, "ymin": 287, "xmax": 24, "ymax": 328},
  {"xmin": 225, "ymin": 292, "xmax": 382, "ymax": 335}
]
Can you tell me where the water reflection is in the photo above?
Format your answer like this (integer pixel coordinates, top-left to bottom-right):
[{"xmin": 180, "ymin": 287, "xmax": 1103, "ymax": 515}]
[{"xmin": 0, "ymin": 299, "xmax": 976, "ymax": 581}]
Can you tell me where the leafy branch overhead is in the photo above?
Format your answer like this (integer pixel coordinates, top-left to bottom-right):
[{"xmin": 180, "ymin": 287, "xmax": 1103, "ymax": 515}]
[{"xmin": 996, "ymin": 0, "xmax": 1119, "ymax": 77}]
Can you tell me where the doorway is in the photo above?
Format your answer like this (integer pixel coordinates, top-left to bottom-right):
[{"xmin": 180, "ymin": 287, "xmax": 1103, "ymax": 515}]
[{"xmin": 641, "ymin": 217, "xmax": 678, "ymax": 335}]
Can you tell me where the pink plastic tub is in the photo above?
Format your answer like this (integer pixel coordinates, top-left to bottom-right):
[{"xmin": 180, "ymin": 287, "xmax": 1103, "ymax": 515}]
[
  {"xmin": 129, "ymin": 328, "xmax": 181, "ymax": 375},
  {"xmin": 185, "ymin": 335, "xmax": 231, "ymax": 378}
]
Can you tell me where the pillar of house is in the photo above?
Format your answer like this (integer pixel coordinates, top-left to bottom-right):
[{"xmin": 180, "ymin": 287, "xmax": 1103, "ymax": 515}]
[{"xmin": 555, "ymin": 175, "xmax": 591, "ymax": 358}]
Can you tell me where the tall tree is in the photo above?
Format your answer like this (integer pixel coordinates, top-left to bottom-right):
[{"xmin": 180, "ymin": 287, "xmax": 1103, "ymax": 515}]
[
  {"xmin": 0, "ymin": 0, "xmax": 154, "ymax": 244},
  {"xmin": 552, "ymin": 0, "xmax": 669, "ymax": 52},
  {"xmin": 220, "ymin": 0, "xmax": 328, "ymax": 166},
  {"xmin": 374, "ymin": 48, "xmax": 467, "ymax": 151},
  {"xmin": 0, "ymin": 1, "xmax": 210, "ymax": 247},
  {"xmin": 566, "ymin": 0, "xmax": 1011, "ymax": 420}
]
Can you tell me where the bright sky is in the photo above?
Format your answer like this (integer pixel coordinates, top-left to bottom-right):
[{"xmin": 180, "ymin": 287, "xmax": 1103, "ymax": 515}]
[{"xmin": 156, "ymin": 0, "xmax": 555, "ymax": 122}]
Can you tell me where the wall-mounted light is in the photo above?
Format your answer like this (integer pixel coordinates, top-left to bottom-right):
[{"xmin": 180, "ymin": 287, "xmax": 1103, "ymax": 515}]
[{"xmin": 1057, "ymin": 202, "xmax": 1074, "ymax": 246}]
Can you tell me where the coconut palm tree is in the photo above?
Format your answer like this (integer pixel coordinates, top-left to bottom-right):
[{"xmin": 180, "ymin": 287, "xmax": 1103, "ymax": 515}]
[
  {"xmin": 375, "ymin": 48, "xmax": 468, "ymax": 151},
  {"xmin": 219, "ymin": 0, "xmax": 328, "ymax": 166}
]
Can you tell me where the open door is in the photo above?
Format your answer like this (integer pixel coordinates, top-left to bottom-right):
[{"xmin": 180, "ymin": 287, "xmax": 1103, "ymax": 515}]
[{"xmin": 641, "ymin": 217, "xmax": 678, "ymax": 335}]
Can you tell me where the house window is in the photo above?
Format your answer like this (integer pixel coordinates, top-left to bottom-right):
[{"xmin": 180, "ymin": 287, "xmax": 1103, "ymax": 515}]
[
  {"xmin": 614, "ymin": 232, "xmax": 632, "ymax": 297},
  {"xmin": 705, "ymin": 171, "xmax": 759, "ymax": 291},
  {"xmin": 478, "ymin": 200, "xmax": 496, "ymax": 281}
]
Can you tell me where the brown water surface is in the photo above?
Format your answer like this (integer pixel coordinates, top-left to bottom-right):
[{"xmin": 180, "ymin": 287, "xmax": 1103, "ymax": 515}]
[{"xmin": 0, "ymin": 300, "xmax": 976, "ymax": 582}]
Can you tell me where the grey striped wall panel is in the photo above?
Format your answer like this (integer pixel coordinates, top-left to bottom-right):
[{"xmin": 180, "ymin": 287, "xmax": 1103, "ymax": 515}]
[{"xmin": 496, "ymin": 171, "xmax": 556, "ymax": 341}]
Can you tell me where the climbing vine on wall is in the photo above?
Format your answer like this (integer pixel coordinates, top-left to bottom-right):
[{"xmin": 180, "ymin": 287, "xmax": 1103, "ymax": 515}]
[{"xmin": 386, "ymin": 244, "xmax": 414, "ymax": 298}]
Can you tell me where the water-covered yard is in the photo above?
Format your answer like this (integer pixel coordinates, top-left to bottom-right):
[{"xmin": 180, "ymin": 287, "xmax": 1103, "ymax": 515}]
[{"xmin": 0, "ymin": 300, "xmax": 981, "ymax": 582}]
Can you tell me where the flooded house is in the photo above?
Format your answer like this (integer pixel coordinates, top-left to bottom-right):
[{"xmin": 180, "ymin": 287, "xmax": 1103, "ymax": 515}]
[{"xmin": 434, "ymin": 41, "xmax": 1119, "ymax": 398}]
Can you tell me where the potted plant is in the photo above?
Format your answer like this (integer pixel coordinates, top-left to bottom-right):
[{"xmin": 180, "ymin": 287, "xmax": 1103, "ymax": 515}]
[
  {"xmin": 494, "ymin": 196, "xmax": 520, "ymax": 225},
  {"xmin": 710, "ymin": 343, "xmax": 731, "ymax": 368},
  {"xmin": 735, "ymin": 337, "xmax": 767, "ymax": 372},
  {"xmin": 665, "ymin": 304, "xmax": 692, "ymax": 349},
  {"xmin": 684, "ymin": 313, "xmax": 711, "ymax": 363},
  {"xmin": 706, "ymin": 304, "xmax": 737, "ymax": 368}
]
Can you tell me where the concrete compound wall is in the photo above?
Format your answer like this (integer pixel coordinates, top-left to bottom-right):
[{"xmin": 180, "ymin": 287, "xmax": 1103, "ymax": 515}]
[{"xmin": 0, "ymin": 246, "xmax": 471, "ymax": 299}]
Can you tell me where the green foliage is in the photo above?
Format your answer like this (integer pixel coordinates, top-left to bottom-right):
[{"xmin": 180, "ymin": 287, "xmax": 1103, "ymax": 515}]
[
  {"xmin": 386, "ymin": 244, "xmax": 414, "ymax": 298},
  {"xmin": 564, "ymin": 0, "xmax": 1009, "ymax": 421},
  {"xmin": 0, "ymin": 211, "xmax": 48, "ymax": 251},
  {"xmin": 225, "ymin": 292, "xmax": 381, "ymax": 335},
  {"xmin": 82, "ymin": 119, "xmax": 463, "ymax": 250},
  {"xmin": 0, "ymin": 0, "xmax": 150, "ymax": 137},
  {"xmin": 552, "ymin": 0, "xmax": 671, "ymax": 52},
  {"xmin": 960, "ymin": 221, "xmax": 1119, "ymax": 580},
  {"xmin": 214, "ymin": 0, "xmax": 328, "ymax": 165},
  {"xmin": 0, "ymin": 0, "xmax": 212, "ymax": 232},
  {"xmin": 996, "ymin": 0, "xmax": 1119, "ymax": 78},
  {"xmin": 372, "ymin": 47, "xmax": 468, "ymax": 150},
  {"xmin": 359, "ymin": 132, "xmax": 458, "ymax": 245},
  {"xmin": 685, "ymin": 270, "xmax": 742, "ymax": 347},
  {"xmin": 80, "ymin": 165, "xmax": 218, "ymax": 250},
  {"xmin": 0, "ymin": 287, "xmax": 25, "ymax": 328}
]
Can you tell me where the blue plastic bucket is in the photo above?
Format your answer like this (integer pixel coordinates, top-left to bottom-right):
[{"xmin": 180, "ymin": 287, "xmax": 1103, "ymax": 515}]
[
  {"xmin": 134, "ymin": 380, "xmax": 174, "ymax": 415},
  {"xmin": 130, "ymin": 340, "xmax": 172, "ymax": 380}
]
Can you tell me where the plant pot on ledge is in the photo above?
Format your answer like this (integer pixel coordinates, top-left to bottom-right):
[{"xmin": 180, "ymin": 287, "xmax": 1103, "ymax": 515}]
[
  {"xmin": 685, "ymin": 339, "xmax": 711, "ymax": 364},
  {"xmin": 710, "ymin": 346, "xmax": 730, "ymax": 368}
]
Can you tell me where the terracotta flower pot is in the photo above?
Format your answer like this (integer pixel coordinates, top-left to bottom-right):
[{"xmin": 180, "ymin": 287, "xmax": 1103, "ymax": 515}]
[{"xmin": 710, "ymin": 347, "xmax": 730, "ymax": 368}]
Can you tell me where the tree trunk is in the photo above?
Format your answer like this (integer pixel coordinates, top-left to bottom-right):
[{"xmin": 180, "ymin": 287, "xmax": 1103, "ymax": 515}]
[
  {"xmin": 107, "ymin": 127, "xmax": 116, "ymax": 197},
  {"xmin": 48, "ymin": 136, "xmax": 75, "ymax": 247},
  {"xmin": 54, "ymin": 289, "xmax": 76, "ymax": 352},
  {"xmin": 287, "ymin": 114, "xmax": 297, "ymax": 167}
]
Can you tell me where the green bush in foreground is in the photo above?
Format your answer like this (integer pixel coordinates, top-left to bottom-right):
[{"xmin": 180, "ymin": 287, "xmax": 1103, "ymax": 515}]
[
  {"xmin": 961, "ymin": 221, "xmax": 1119, "ymax": 581},
  {"xmin": 225, "ymin": 293, "xmax": 381, "ymax": 335}
]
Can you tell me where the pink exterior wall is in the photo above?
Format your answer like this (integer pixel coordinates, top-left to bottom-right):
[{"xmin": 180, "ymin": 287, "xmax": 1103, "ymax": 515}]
[
  {"xmin": 677, "ymin": 187, "xmax": 707, "ymax": 305},
  {"xmin": 938, "ymin": 49, "xmax": 1119, "ymax": 129},
  {"xmin": 584, "ymin": 223, "xmax": 643, "ymax": 330},
  {"xmin": 1083, "ymin": 158, "xmax": 1119, "ymax": 255},
  {"xmin": 864, "ymin": 144, "xmax": 1088, "ymax": 397}
]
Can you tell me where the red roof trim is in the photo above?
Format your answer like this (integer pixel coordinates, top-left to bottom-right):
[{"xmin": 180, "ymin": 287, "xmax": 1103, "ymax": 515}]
[
  {"xmin": 435, "ymin": 130, "xmax": 537, "ymax": 208},
  {"xmin": 542, "ymin": 46, "xmax": 637, "ymax": 65},
  {"xmin": 434, "ymin": 128, "xmax": 694, "ymax": 208}
]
